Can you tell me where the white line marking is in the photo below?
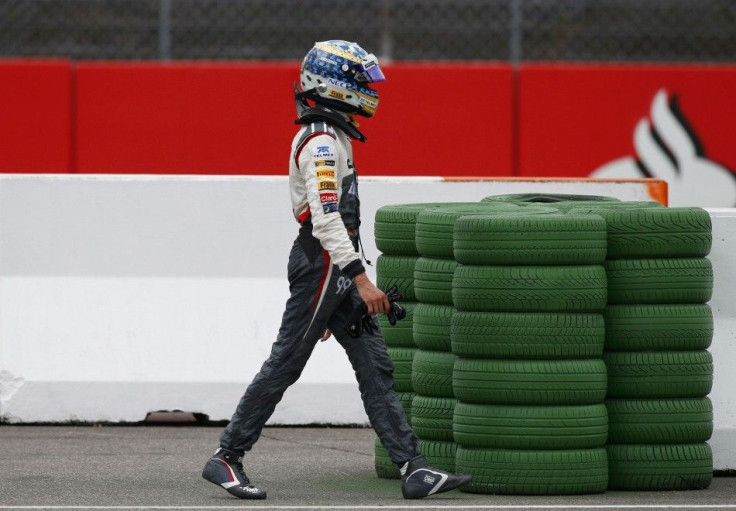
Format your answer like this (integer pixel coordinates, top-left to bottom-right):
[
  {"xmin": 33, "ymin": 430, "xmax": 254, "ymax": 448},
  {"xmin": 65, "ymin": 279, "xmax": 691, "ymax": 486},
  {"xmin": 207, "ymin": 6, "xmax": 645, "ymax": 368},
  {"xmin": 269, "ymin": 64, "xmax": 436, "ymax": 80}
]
[{"xmin": 1, "ymin": 506, "xmax": 736, "ymax": 510}]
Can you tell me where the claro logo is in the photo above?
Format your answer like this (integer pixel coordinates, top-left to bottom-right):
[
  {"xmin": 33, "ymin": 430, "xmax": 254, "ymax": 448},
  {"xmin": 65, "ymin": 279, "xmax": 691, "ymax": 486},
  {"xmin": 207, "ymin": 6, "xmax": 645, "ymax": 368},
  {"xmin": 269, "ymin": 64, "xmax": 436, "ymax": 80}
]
[{"xmin": 590, "ymin": 89, "xmax": 736, "ymax": 207}]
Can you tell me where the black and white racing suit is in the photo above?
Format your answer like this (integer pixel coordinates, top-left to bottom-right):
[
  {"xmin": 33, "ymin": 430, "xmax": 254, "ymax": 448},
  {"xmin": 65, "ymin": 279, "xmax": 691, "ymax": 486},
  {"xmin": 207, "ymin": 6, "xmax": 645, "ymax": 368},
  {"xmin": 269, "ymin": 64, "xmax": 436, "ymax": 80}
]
[{"xmin": 219, "ymin": 118, "xmax": 420, "ymax": 465}]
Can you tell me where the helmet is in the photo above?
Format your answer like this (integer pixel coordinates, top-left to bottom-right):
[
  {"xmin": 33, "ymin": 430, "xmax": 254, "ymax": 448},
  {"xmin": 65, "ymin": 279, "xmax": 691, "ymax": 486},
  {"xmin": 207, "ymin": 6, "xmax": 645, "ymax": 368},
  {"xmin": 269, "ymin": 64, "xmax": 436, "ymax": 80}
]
[{"xmin": 298, "ymin": 40, "xmax": 386, "ymax": 118}]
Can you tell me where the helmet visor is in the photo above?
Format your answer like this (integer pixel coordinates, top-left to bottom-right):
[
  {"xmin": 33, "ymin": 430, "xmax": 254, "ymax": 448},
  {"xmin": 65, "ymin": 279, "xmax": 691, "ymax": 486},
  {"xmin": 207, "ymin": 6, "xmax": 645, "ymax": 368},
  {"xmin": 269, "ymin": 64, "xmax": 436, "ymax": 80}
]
[{"xmin": 356, "ymin": 53, "xmax": 385, "ymax": 83}]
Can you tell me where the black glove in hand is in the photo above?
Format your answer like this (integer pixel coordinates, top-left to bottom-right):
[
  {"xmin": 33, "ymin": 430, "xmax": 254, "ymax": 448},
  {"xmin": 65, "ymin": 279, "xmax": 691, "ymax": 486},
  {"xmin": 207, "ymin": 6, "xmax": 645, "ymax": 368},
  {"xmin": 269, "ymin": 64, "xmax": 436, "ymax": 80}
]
[
  {"xmin": 345, "ymin": 284, "xmax": 406, "ymax": 337},
  {"xmin": 384, "ymin": 285, "xmax": 407, "ymax": 326}
]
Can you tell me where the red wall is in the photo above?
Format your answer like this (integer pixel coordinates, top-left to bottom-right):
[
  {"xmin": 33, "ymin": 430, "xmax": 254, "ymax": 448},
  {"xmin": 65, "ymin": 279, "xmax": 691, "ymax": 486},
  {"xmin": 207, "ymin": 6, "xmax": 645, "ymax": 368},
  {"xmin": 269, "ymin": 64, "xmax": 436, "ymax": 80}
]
[
  {"xmin": 0, "ymin": 60, "xmax": 72, "ymax": 172},
  {"xmin": 1, "ymin": 60, "xmax": 734, "ymax": 180},
  {"xmin": 73, "ymin": 62, "xmax": 512, "ymax": 176},
  {"xmin": 75, "ymin": 62, "xmax": 297, "ymax": 174},
  {"xmin": 518, "ymin": 64, "xmax": 736, "ymax": 177},
  {"xmin": 353, "ymin": 64, "xmax": 513, "ymax": 177}
]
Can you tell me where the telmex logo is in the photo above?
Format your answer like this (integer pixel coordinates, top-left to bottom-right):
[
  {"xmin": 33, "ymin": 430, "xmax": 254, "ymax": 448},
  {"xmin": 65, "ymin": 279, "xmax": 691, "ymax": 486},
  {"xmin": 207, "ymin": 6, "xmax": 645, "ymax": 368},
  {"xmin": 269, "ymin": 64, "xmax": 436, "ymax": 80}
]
[{"xmin": 591, "ymin": 89, "xmax": 736, "ymax": 207}]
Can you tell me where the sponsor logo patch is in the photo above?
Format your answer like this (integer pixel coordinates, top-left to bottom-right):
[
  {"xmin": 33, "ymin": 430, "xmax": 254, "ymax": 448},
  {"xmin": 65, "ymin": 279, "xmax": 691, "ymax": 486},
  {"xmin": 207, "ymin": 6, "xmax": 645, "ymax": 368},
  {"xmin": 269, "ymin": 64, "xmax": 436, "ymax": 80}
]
[
  {"xmin": 318, "ymin": 56, "xmax": 338, "ymax": 66},
  {"xmin": 320, "ymin": 192, "xmax": 338, "ymax": 204},
  {"xmin": 322, "ymin": 203, "xmax": 338, "ymax": 214},
  {"xmin": 329, "ymin": 90, "xmax": 346, "ymax": 100},
  {"xmin": 316, "ymin": 169, "xmax": 336, "ymax": 179},
  {"xmin": 315, "ymin": 160, "xmax": 335, "ymax": 167},
  {"xmin": 328, "ymin": 78, "xmax": 351, "ymax": 89},
  {"xmin": 315, "ymin": 145, "xmax": 333, "ymax": 155},
  {"xmin": 359, "ymin": 96, "xmax": 377, "ymax": 108},
  {"xmin": 318, "ymin": 180, "xmax": 338, "ymax": 191}
]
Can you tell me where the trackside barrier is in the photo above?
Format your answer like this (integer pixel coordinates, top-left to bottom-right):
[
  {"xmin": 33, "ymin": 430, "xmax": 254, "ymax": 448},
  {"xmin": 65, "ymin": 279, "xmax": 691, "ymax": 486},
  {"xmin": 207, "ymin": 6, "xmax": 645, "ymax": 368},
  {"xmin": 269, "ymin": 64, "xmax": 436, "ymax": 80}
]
[{"xmin": 0, "ymin": 175, "xmax": 733, "ymax": 469}]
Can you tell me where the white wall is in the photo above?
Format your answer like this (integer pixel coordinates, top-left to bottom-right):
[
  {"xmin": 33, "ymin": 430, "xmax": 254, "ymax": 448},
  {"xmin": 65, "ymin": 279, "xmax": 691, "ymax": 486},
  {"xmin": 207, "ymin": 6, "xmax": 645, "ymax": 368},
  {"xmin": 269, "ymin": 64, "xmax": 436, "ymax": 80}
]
[{"xmin": 0, "ymin": 175, "xmax": 733, "ymax": 468}]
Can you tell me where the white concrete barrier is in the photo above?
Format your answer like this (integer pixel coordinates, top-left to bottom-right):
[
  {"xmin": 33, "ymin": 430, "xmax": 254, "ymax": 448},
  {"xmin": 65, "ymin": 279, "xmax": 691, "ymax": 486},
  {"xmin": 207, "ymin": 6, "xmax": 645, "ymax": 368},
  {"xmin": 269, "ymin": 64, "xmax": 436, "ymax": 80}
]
[
  {"xmin": 0, "ymin": 175, "xmax": 733, "ymax": 468},
  {"xmin": 706, "ymin": 209, "xmax": 736, "ymax": 470}
]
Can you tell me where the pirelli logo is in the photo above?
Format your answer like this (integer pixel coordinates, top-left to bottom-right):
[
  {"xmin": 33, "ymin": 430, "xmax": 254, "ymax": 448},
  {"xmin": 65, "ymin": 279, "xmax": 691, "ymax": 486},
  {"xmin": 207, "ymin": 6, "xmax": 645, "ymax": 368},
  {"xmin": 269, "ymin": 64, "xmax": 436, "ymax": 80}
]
[
  {"xmin": 316, "ymin": 169, "xmax": 336, "ymax": 179},
  {"xmin": 318, "ymin": 180, "xmax": 338, "ymax": 191}
]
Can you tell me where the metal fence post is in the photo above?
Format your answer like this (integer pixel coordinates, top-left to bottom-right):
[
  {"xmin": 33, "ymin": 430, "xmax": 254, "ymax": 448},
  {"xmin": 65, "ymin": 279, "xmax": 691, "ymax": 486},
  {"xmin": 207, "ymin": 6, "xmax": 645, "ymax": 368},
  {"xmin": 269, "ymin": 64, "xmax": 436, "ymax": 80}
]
[
  {"xmin": 509, "ymin": 0, "xmax": 522, "ymax": 66},
  {"xmin": 159, "ymin": 0, "xmax": 172, "ymax": 60}
]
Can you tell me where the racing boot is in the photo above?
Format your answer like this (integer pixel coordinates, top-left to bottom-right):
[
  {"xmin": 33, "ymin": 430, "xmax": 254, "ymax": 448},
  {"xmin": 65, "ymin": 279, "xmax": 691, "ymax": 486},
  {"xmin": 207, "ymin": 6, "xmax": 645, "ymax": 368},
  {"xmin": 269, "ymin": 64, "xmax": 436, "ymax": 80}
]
[
  {"xmin": 401, "ymin": 454, "xmax": 472, "ymax": 499},
  {"xmin": 202, "ymin": 447, "xmax": 267, "ymax": 499}
]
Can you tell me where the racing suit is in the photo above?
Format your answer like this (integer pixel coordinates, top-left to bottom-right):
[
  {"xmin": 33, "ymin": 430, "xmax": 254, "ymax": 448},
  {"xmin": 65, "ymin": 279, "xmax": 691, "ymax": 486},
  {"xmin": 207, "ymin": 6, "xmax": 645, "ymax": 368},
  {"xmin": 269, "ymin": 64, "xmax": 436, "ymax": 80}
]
[{"xmin": 219, "ymin": 112, "xmax": 420, "ymax": 465}]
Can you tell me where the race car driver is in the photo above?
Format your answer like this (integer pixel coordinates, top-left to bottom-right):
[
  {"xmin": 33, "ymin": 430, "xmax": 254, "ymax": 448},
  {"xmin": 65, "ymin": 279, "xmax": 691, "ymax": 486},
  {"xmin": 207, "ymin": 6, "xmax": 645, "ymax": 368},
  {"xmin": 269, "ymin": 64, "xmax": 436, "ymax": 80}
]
[{"xmin": 201, "ymin": 40, "xmax": 471, "ymax": 500}]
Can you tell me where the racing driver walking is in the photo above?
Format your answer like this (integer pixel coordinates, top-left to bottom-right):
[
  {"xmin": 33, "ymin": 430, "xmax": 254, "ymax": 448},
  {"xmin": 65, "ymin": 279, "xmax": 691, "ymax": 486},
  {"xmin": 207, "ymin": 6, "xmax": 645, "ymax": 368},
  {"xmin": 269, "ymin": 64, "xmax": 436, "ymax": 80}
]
[{"xmin": 202, "ymin": 40, "xmax": 471, "ymax": 500}]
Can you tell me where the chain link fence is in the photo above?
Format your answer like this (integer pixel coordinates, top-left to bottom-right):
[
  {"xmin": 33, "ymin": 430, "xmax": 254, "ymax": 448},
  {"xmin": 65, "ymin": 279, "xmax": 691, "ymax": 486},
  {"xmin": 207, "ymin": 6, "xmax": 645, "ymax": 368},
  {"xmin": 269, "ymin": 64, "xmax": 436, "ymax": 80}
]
[{"xmin": 0, "ymin": 0, "xmax": 734, "ymax": 62}]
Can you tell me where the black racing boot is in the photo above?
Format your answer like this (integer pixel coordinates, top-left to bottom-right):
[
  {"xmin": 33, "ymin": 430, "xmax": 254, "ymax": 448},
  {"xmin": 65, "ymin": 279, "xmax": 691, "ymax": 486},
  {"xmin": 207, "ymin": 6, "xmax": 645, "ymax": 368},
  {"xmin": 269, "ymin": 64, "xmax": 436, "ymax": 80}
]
[
  {"xmin": 401, "ymin": 454, "xmax": 472, "ymax": 499},
  {"xmin": 202, "ymin": 447, "xmax": 267, "ymax": 500}
]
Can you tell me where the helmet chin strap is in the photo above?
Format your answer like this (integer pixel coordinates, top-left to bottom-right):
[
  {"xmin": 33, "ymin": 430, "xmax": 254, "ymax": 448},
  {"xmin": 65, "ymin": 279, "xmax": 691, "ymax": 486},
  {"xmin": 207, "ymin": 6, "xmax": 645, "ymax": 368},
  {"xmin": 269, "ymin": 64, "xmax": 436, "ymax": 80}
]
[{"xmin": 294, "ymin": 85, "xmax": 367, "ymax": 142}]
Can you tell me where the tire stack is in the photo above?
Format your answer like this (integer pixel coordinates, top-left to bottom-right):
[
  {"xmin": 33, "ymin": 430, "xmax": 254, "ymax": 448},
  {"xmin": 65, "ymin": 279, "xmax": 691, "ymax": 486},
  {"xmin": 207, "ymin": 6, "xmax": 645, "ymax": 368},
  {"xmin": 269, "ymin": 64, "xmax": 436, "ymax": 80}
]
[
  {"xmin": 450, "ymin": 205, "xmax": 611, "ymax": 494},
  {"xmin": 373, "ymin": 202, "xmax": 498, "ymax": 476},
  {"xmin": 372, "ymin": 203, "xmax": 432, "ymax": 478},
  {"xmin": 568, "ymin": 205, "xmax": 715, "ymax": 491},
  {"xmin": 372, "ymin": 202, "xmax": 479, "ymax": 477},
  {"xmin": 411, "ymin": 204, "xmax": 508, "ymax": 473}
]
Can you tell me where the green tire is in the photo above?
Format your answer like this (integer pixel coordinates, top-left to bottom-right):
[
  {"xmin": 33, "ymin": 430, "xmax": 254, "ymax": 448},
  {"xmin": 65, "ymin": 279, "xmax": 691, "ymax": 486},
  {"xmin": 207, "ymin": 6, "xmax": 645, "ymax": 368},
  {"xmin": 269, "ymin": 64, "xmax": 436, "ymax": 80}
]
[
  {"xmin": 453, "ymin": 403, "xmax": 608, "ymax": 449},
  {"xmin": 420, "ymin": 439, "xmax": 457, "ymax": 473},
  {"xmin": 386, "ymin": 347, "xmax": 416, "ymax": 393},
  {"xmin": 607, "ymin": 443, "xmax": 712, "ymax": 491},
  {"xmin": 378, "ymin": 301, "xmax": 418, "ymax": 348},
  {"xmin": 374, "ymin": 202, "xmax": 460, "ymax": 256},
  {"xmin": 604, "ymin": 351, "xmax": 713, "ymax": 399},
  {"xmin": 606, "ymin": 398, "xmax": 713, "ymax": 444},
  {"xmin": 580, "ymin": 207, "xmax": 712, "ymax": 259},
  {"xmin": 453, "ymin": 213, "xmax": 607, "ymax": 265},
  {"xmin": 452, "ymin": 264, "xmax": 607, "ymax": 313},
  {"xmin": 553, "ymin": 200, "xmax": 665, "ymax": 213},
  {"xmin": 411, "ymin": 395, "xmax": 457, "ymax": 442},
  {"xmin": 414, "ymin": 257, "xmax": 458, "ymax": 305},
  {"xmin": 453, "ymin": 358, "xmax": 608, "ymax": 405},
  {"xmin": 413, "ymin": 303, "xmax": 454, "ymax": 352},
  {"xmin": 605, "ymin": 258, "xmax": 713, "ymax": 305},
  {"xmin": 411, "ymin": 350, "xmax": 456, "ymax": 398},
  {"xmin": 451, "ymin": 311, "xmax": 604, "ymax": 359},
  {"xmin": 415, "ymin": 204, "xmax": 557, "ymax": 259},
  {"xmin": 604, "ymin": 304, "xmax": 713, "ymax": 351},
  {"xmin": 456, "ymin": 447, "xmax": 608, "ymax": 495},
  {"xmin": 376, "ymin": 255, "xmax": 419, "ymax": 302},
  {"xmin": 481, "ymin": 193, "xmax": 620, "ymax": 204}
]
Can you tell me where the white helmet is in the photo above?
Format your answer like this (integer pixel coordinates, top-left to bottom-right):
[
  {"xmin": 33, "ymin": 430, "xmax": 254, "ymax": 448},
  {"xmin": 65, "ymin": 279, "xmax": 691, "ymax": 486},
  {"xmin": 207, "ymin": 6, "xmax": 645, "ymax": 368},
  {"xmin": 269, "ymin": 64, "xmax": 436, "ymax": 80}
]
[{"xmin": 297, "ymin": 40, "xmax": 386, "ymax": 118}]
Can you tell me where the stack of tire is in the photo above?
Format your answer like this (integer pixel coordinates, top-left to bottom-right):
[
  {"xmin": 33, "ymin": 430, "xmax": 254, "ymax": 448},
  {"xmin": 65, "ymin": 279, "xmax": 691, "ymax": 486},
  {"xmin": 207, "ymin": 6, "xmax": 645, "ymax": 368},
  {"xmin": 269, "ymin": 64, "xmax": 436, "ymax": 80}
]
[
  {"xmin": 372, "ymin": 203, "xmax": 431, "ymax": 478},
  {"xmin": 564, "ymin": 204, "xmax": 715, "ymax": 491},
  {"xmin": 372, "ymin": 202, "xmax": 471, "ymax": 477},
  {"xmin": 452, "ymin": 194, "xmax": 611, "ymax": 494},
  {"xmin": 373, "ymin": 201, "xmax": 539, "ymax": 476},
  {"xmin": 410, "ymin": 204, "xmax": 510, "ymax": 475}
]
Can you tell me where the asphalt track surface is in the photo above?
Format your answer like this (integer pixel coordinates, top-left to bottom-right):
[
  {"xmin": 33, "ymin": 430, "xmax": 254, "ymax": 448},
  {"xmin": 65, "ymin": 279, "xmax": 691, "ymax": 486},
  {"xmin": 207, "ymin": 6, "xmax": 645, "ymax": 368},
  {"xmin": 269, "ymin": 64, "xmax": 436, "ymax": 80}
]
[{"xmin": 1, "ymin": 426, "xmax": 735, "ymax": 510}]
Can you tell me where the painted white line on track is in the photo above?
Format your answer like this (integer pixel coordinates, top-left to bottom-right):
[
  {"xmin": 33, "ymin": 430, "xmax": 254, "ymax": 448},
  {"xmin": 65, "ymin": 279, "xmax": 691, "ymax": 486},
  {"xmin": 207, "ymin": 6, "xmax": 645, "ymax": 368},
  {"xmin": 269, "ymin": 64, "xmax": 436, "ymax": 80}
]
[{"xmin": 1, "ymin": 506, "xmax": 736, "ymax": 510}]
